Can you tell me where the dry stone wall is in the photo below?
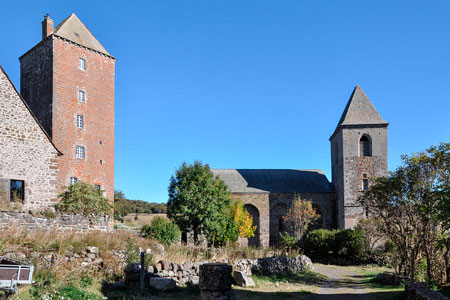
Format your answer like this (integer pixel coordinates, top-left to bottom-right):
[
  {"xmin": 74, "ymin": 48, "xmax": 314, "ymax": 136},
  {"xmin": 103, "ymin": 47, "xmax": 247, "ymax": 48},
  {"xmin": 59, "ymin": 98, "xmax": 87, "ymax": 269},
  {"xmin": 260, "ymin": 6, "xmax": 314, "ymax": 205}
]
[{"xmin": 0, "ymin": 211, "xmax": 111, "ymax": 232}]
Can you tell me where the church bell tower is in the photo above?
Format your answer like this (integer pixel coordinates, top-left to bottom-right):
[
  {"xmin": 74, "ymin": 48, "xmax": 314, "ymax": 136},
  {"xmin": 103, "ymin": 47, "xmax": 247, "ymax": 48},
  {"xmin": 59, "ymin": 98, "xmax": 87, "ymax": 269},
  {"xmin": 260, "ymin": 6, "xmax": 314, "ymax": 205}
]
[{"xmin": 330, "ymin": 85, "xmax": 388, "ymax": 229}]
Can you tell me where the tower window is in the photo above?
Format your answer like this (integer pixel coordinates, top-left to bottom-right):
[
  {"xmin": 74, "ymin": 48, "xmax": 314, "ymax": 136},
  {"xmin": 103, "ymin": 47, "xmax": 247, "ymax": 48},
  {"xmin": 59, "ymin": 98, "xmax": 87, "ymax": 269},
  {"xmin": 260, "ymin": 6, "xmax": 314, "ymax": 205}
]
[
  {"xmin": 79, "ymin": 58, "xmax": 85, "ymax": 70},
  {"xmin": 70, "ymin": 177, "xmax": 78, "ymax": 185},
  {"xmin": 76, "ymin": 145, "xmax": 85, "ymax": 159},
  {"xmin": 76, "ymin": 115, "xmax": 84, "ymax": 128},
  {"xmin": 78, "ymin": 90, "xmax": 86, "ymax": 102},
  {"xmin": 362, "ymin": 174, "xmax": 369, "ymax": 191},
  {"xmin": 10, "ymin": 179, "xmax": 24, "ymax": 202},
  {"xmin": 359, "ymin": 135, "xmax": 372, "ymax": 157},
  {"xmin": 95, "ymin": 184, "xmax": 101, "ymax": 190}
]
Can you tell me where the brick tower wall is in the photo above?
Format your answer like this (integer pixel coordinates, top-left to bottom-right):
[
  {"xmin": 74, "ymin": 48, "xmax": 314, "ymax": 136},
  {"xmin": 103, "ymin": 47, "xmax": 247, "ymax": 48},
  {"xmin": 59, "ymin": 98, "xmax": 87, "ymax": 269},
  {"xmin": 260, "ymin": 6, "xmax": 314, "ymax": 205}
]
[
  {"xmin": 20, "ymin": 36, "xmax": 115, "ymax": 203},
  {"xmin": 52, "ymin": 37, "xmax": 115, "ymax": 202}
]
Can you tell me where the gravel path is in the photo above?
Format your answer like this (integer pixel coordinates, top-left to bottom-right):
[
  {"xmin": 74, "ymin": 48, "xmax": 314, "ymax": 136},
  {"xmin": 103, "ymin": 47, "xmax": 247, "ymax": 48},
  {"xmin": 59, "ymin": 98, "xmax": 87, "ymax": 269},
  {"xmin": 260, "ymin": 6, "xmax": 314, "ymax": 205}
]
[{"xmin": 314, "ymin": 264, "xmax": 373, "ymax": 300}]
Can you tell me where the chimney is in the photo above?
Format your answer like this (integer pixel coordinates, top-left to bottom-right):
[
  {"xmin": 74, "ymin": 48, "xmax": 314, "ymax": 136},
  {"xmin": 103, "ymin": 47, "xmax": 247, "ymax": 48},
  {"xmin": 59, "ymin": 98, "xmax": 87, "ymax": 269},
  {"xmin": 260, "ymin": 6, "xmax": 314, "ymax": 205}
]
[{"xmin": 41, "ymin": 14, "xmax": 54, "ymax": 40}]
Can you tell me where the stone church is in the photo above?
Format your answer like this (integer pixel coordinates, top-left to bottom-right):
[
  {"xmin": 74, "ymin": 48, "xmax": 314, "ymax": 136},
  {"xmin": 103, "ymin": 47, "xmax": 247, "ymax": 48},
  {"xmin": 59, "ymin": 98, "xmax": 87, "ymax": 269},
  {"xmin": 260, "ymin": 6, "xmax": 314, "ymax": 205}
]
[
  {"xmin": 213, "ymin": 85, "xmax": 388, "ymax": 247},
  {"xmin": 0, "ymin": 14, "xmax": 115, "ymax": 208}
]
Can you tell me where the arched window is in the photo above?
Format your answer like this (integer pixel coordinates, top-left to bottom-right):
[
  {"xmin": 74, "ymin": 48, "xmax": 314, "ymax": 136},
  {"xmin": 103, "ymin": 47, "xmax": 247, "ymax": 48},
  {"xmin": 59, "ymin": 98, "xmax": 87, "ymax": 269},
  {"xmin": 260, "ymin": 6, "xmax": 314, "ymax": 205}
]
[{"xmin": 359, "ymin": 135, "xmax": 372, "ymax": 157}]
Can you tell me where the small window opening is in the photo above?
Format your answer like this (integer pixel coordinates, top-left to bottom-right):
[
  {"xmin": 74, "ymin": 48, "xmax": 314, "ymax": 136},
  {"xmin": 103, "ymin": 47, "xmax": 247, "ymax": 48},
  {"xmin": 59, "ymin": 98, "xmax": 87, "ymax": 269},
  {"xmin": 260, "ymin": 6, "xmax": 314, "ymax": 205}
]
[
  {"xmin": 79, "ymin": 58, "xmax": 85, "ymax": 70},
  {"xmin": 76, "ymin": 115, "xmax": 84, "ymax": 128},
  {"xmin": 76, "ymin": 145, "xmax": 85, "ymax": 159},
  {"xmin": 362, "ymin": 174, "xmax": 369, "ymax": 191},
  {"xmin": 95, "ymin": 184, "xmax": 101, "ymax": 190},
  {"xmin": 70, "ymin": 177, "xmax": 78, "ymax": 185},
  {"xmin": 278, "ymin": 217, "xmax": 284, "ymax": 231},
  {"xmin": 78, "ymin": 90, "xmax": 86, "ymax": 102},
  {"xmin": 10, "ymin": 180, "xmax": 24, "ymax": 203},
  {"xmin": 359, "ymin": 135, "xmax": 372, "ymax": 157},
  {"xmin": 100, "ymin": 160, "xmax": 103, "ymax": 165}
]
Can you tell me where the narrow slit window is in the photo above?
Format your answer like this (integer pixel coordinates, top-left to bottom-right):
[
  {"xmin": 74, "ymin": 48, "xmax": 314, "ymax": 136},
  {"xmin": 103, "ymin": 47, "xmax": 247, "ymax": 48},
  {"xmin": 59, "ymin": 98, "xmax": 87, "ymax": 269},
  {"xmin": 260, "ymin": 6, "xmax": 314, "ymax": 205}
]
[
  {"xmin": 10, "ymin": 179, "xmax": 24, "ymax": 203},
  {"xmin": 362, "ymin": 174, "xmax": 369, "ymax": 191},
  {"xmin": 78, "ymin": 90, "xmax": 86, "ymax": 102},
  {"xmin": 76, "ymin": 145, "xmax": 85, "ymax": 159},
  {"xmin": 79, "ymin": 58, "xmax": 85, "ymax": 70},
  {"xmin": 76, "ymin": 115, "xmax": 84, "ymax": 128}
]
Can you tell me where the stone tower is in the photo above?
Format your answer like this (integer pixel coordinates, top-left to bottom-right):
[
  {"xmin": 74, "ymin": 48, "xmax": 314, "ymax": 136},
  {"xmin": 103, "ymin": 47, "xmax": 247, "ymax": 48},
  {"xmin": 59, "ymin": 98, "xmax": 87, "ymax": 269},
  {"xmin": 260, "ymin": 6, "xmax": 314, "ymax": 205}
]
[
  {"xmin": 330, "ymin": 86, "xmax": 388, "ymax": 229},
  {"xmin": 19, "ymin": 14, "xmax": 115, "ymax": 202}
]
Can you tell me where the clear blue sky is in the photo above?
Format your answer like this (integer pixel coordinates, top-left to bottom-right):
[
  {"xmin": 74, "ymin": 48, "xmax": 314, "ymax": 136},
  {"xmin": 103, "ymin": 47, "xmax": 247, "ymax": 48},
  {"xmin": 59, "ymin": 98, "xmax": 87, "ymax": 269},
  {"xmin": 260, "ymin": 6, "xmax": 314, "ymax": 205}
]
[{"xmin": 1, "ymin": 1, "xmax": 450, "ymax": 203}]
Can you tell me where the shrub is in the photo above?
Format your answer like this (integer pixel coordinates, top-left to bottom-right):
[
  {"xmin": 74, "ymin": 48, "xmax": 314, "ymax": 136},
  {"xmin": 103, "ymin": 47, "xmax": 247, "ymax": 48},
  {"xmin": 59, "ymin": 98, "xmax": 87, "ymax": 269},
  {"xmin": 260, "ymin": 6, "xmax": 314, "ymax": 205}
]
[
  {"xmin": 140, "ymin": 216, "xmax": 180, "ymax": 246},
  {"xmin": 303, "ymin": 229, "xmax": 336, "ymax": 258},
  {"xmin": 334, "ymin": 229, "xmax": 368, "ymax": 259},
  {"xmin": 303, "ymin": 228, "xmax": 369, "ymax": 260},
  {"xmin": 55, "ymin": 181, "xmax": 112, "ymax": 215},
  {"xmin": 384, "ymin": 239, "xmax": 395, "ymax": 254}
]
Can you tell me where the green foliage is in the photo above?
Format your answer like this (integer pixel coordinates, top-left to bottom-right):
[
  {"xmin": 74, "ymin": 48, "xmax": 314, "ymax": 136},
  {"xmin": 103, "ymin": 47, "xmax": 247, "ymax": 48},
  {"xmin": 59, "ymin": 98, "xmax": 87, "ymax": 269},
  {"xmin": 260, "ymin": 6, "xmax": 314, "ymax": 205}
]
[
  {"xmin": 303, "ymin": 228, "xmax": 369, "ymax": 260},
  {"xmin": 55, "ymin": 181, "xmax": 111, "ymax": 215},
  {"xmin": 167, "ymin": 160, "xmax": 234, "ymax": 246},
  {"xmin": 124, "ymin": 240, "xmax": 140, "ymax": 264},
  {"xmin": 384, "ymin": 240, "xmax": 395, "ymax": 254},
  {"xmin": 279, "ymin": 232, "xmax": 298, "ymax": 253},
  {"xmin": 303, "ymin": 229, "xmax": 336, "ymax": 258},
  {"xmin": 140, "ymin": 216, "xmax": 181, "ymax": 246},
  {"xmin": 114, "ymin": 190, "xmax": 166, "ymax": 219},
  {"xmin": 333, "ymin": 229, "xmax": 368, "ymax": 259}
]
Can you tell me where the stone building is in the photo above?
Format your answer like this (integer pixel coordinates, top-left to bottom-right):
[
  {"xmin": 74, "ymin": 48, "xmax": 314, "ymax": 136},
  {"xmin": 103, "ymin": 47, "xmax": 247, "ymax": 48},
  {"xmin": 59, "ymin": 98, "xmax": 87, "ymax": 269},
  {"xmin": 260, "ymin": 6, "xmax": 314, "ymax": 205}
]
[
  {"xmin": 213, "ymin": 85, "xmax": 388, "ymax": 247},
  {"xmin": 19, "ymin": 14, "xmax": 116, "ymax": 202},
  {"xmin": 0, "ymin": 66, "xmax": 61, "ymax": 210}
]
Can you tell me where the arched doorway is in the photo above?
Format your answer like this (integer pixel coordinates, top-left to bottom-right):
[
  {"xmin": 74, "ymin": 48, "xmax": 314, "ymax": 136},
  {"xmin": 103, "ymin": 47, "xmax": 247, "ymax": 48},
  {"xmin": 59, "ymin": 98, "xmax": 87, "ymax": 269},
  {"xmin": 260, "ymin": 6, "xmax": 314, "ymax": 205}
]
[
  {"xmin": 270, "ymin": 203, "xmax": 289, "ymax": 246},
  {"xmin": 244, "ymin": 204, "xmax": 260, "ymax": 247},
  {"xmin": 309, "ymin": 204, "xmax": 324, "ymax": 230}
]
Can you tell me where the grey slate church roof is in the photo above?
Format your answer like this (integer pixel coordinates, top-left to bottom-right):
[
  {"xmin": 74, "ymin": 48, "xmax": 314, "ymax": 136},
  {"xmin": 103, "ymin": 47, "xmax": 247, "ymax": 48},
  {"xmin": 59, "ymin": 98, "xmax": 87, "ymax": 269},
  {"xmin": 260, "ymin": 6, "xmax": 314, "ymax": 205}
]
[
  {"xmin": 53, "ymin": 13, "xmax": 110, "ymax": 55},
  {"xmin": 212, "ymin": 169, "xmax": 333, "ymax": 194},
  {"xmin": 332, "ymin": 85, "xmax": 388, "ymax": 137}
]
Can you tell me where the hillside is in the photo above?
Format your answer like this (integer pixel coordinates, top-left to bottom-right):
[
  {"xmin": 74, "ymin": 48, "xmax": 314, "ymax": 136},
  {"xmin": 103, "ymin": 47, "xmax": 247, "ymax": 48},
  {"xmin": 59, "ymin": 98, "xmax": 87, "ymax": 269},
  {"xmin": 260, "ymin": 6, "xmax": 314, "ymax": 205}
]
[{"xmin": 114, "ymin": 190, "xmax": 166, "ymax": 218}]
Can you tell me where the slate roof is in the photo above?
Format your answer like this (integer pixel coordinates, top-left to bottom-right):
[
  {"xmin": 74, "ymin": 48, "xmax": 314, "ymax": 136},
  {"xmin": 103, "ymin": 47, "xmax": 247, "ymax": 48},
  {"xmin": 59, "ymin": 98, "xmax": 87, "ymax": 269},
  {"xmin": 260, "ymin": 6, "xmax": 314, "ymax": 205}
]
[
  {"xmin": 211, "ymin": 169, "xmax": 333, "ymax": 194},
  {"xmin": 53, "ymin": 13, "xmax": 110, "ymax": 55},
  {"xmin": 332, "ymin": 85, "xmax": 388, "ymax": 137}
]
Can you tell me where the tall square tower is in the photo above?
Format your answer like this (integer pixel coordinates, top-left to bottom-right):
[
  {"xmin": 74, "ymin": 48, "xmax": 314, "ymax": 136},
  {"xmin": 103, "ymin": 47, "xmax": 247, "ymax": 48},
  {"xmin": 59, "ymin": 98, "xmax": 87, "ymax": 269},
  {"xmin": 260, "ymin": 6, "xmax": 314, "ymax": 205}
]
[
  {"xmin": 19, "ymin": 14, "xmax": 115, "ymax": 202},
  {"xmin": 330, "ymin": 86, "xmax": 388, "ymax": 229}
]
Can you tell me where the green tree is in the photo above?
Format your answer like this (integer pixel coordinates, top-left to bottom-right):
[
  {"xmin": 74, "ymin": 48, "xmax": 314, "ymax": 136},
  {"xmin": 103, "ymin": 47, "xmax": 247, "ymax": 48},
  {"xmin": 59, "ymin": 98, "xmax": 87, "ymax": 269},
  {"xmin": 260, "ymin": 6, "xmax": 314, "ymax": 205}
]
[
  {"xmin": 140, "ymin": 216, "xmax": 180, "ymax": 246},
  {"xmin": 167, "ymin": 161, "xmax": 233, "ymax": 246},
  {"xmin": 359, "ymin": 142, "xmax": 450, "ymax": 282},
  {"xmin": 56, "ymin": 182, "xmax": 112, "ymax": 215}
]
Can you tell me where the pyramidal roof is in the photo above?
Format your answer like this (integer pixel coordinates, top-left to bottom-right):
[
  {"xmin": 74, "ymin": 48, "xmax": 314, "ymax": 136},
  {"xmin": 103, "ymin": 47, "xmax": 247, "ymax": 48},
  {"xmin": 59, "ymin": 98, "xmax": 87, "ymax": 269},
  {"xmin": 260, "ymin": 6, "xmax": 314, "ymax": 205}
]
[
  {"xmin": 333, "ymin": 85, "xmax": 388, "ymax": 134},
  {"xmin": 53, "ymin": 13, "xmax": 109, "ymax": 55}
]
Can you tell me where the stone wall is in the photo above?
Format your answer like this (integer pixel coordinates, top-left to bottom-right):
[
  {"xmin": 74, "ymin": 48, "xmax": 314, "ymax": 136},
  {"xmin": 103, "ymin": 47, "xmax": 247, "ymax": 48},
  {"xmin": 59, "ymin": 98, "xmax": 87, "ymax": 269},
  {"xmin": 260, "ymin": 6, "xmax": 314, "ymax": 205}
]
[
  {"xmin": 0, "ymin": 66, "xmax": 60, "ymax": 211},
  {"xmin": 0, "ymin": 211, "xmax": 111, "ymax": 232},
  {"xmin": 232, "ymin": 193, "xmax": 270, "ymax": 248},
  {"xmin": 405, "ymin": 282, "xmax": 449, "ymax": 300}
]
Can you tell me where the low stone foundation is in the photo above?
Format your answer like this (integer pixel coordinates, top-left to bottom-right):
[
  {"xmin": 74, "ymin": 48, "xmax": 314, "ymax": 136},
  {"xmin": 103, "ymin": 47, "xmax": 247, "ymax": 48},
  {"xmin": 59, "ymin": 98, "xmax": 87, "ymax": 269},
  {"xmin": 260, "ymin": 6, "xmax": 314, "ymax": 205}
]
[
  {"xmin": 0, "ymin": 211, "xmax": 112, "ymax": 232},
  {"xmin": 405, "ymin": 282, "xmax": 448, "ymax": 300}
]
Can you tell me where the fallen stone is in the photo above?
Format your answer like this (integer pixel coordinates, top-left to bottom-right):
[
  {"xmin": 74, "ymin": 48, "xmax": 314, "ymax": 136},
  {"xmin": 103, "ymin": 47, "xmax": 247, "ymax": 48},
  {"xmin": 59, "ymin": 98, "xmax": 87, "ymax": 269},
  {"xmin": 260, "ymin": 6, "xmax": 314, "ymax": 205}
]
[
  {"xmin": 233, "ymin": 271, "xmax": 255, "ymax": 287},
  {"xmin": 87, "ymin": 246, "xmax": 99, "ymax": 254},
  {"xmin": 124, "ymin": 262, "xmax": 140, "ymax": 275},
  {"xmin": 149, "ymin": 277, "xmax": 176, "ymax": 291}
]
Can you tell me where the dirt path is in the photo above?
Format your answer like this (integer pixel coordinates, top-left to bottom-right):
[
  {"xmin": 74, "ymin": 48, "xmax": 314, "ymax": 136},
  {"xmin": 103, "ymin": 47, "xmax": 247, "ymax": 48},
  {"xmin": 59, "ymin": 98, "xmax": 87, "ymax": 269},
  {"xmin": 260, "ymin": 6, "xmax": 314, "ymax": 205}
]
[{"xmin": 314, "ymin": 264, "xmax": 373, "ymax": 300}]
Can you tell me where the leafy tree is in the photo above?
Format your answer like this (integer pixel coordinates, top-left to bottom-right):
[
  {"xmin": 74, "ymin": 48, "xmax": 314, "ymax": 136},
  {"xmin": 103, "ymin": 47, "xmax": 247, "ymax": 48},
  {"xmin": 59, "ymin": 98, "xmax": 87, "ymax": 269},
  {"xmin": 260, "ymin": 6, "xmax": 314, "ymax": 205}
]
[
  {"xmin": 140, "ymin": 216, "xmax": 180, "ymax": 246},
  {"xmin": 359, "ymin": 142, "xmax": 450, "ymax": 282},
  {"xmin": 114, "ymin": 189, "xmax": 166, "ymax": 218},
  {"xmin": 167, "ymin": 161, "xmax": 233, "ymax": 245},
  {"xmin": 229, "ymin": 199, "xmax": 256, "ymax": 238},
  {"xmin": 355, "ymin": 217, "xmax": 384, "ymax": 253},
  {"xmin": 282, "ymin": 198, "xmax": 319, "ymax": 240},
  {"xmin": 56, "ymin": 182, "xmax": 112, "ymax": 215}
]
